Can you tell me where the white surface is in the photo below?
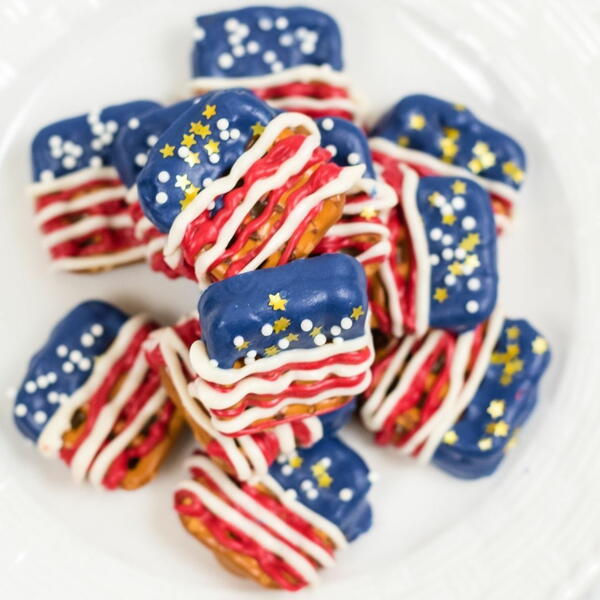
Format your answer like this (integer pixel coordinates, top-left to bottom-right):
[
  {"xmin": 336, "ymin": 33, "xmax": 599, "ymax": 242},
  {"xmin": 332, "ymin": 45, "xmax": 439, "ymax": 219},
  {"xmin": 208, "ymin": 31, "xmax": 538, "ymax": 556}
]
[{"xmin": 0, "ymin": 0, "xmax": 597, "ymax": 598}]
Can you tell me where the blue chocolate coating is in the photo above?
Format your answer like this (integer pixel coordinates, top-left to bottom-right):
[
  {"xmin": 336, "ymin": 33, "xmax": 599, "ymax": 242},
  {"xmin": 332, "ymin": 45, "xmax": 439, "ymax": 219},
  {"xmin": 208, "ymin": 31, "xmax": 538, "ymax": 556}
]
[
  {"xmin": 113, "ymin": 99, "xmax": 196, "ymax": 189},
  {"xmin": 192, "ymin": 7, "xmax": 343, "ymax": 78},
  {"xmin": 137, "ymin": 89, "xmax": 277, "ymax": 232},
  {"xmin": 417, "ymin": 176, "xmax": 498, "ymax": 332},
  {"xmin": 270, "ymin": 436, "xmax": 372, "ymax": 542},
  {"xmin": 31, "ymin": 100, "xmax": 161, "ymax": 182},
  {"xmin": 433, "ymin": 318, "xmax": 551, "ymax": 478},
  {"xmin": 319, "ymin": 398, "xmax": 356, "ymax": 436},
  {"xmin": 13, "ymin": 301, "xmax": 129, "ymax": 442},
  {"xmin": 198, "ymin": 254, "xmax": 368, "ymax": 369},
  {"xmin": 316, "ymin": 117, "xmax": 376, "ymax": 179},
  {"xmin": 371, "ymin": 94, "xmax": 526, "ymax": 190}
]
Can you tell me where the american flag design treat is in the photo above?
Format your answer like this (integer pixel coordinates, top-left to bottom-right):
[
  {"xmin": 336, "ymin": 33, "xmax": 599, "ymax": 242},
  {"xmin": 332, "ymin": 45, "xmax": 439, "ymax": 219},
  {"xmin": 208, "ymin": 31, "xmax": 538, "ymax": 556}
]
[
  {"xmin": 136, "ymin": 88, "xmax": 365, "ymax": 286},
  {"xmin": 360, "ymin": 309, "xmax": 551, "ymax": 478},
  {"xmin": 13, "ymin": 300, "xmax": 184, "ymax": 490},
  {"xmin": 174, "ymin": 436, "xmax": 373, "ymax": 590},
  {"xmin": 369, "ymin": 94, "xmax": 526, "ymax": 229},
  {"xmin": 188, "ymin": 254, "xmax": 374, "ymax": 436},
  {"xmin": 312, "ymin": 117, "xmax": 396, "ymax": 278},
  {"xmin": 187, "ymin": 7, "xmax": 366, "ymax": 123},
  {"xmin": 29, "ymin": 100, "xmax": 160, "ymax": 272},
  {"xmin": 144, "ymin": 315, "xmax": 356, "ymax": 481},
  {"xmin": 368, "ymin": 167, "xmax": 498, "ymax": 338},
  {"xmin": 113, "ymin": 99, "xmax": 195, "ymax": 278}
]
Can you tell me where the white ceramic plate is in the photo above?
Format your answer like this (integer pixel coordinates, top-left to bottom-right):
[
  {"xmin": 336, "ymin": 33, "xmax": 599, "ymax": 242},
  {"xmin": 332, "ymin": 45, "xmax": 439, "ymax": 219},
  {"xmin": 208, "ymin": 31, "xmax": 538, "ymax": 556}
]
[{"xmin": 0, "ymin": 0, "xmax": 598, "ymax": 598}]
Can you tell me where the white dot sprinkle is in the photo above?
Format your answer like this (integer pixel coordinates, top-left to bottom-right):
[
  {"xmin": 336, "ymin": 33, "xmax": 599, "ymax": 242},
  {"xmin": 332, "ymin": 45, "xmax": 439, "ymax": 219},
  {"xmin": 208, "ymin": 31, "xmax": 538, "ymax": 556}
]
[
  {"xmin": 24, "ymin": 381, "xmax": 36, "ymax": 393},
  {"xmin": 50, "ymin": 147, "xmax": 63, "ymax": 159},
  {"xmin": 158, "ymin": 170, "xmax": 170, "ymax": 183},
  {"xmin": 467, "ymin": 278, "xmax": 481, "ymax": 291},
  {"xmin": 56, "ymin": 345, "xmax": 68, "ymax": 357},
  {"xmin": 178, "ymin": 146, "xmax": 190, "ymax": 158},
  {"xmin": 193, "ymin": 26, "xmax": 206, "ymax": 41},
  {"xmin": 237, "ymin": 23, "xmax": 250, "ymax": 38},
  {"xmin": 445, "ymin": 274, "xmax": 457, "ymax": 286},
  {"xmin": 36, "ymin": 376, "xmax": 48, "ymax": 389},
  {"xmin": 128, "ymin": 118, "xmax": 140, "ymax": 129},
  {"xmin": 277, "ymin": 454, "xmax": 287, "ymax": 464},
  {"xmin": 224, "ymin": 18, "xmax": 239, "ymax": 32},
  {"xmin": 247, "ymin": 350, "xmax": 257, "ymax": 359},
  {"xmin": 217, "ymin": 118, "xmax": 229, "ymax": 130},
  {"xmin": 62, "ymin": 362, "xmax": 74, "ymax": 374},
  {"xmin": 441, "ymin": 204, "xmax": 454, "ymax": 216},
  {"xmin": 106, "ymin": 120, "xmax": 118, "ymax": 133},
  {"xmin": 220, "ymin": 130, "xmax": 230, "ymax": 141},
  {"xmin": 430, "ymin": 228, "xmax": 442, "ymax": 241},
  {"xmin": 232, "ymin": 44, "xmax": 245, "ymax": 57},
  {"xmin": 218, "ymin": 53, "xmax": 234, "ymax": 69},
  {"xmin": 306, "ymin": 489, "xmax": 318, "ymax": 500},
  {"xmin": 279, "ymin": 33, "xmax": 293, "ymax": 46},
  {"xmin": 347, "ymin": 152, "xmax": 361, "ymax": 165},
  {"xmin": 442, "ymin": 248, "xmax": 454, "ymax": 260},
  {"xmin": 330, "ymin": 325, "xmax": 341, "ymax": 336},
  {"xmin": 321, "ymin": 457, "xmax": 331, "ymax": 468},
  {"xmin": 40, "ymin": 170, "xmax": 54, "ymax": 182},
  {"xmin": 339, "ymin": 488, "xmax": 354, "ymax": 502},
  {"xmin": 466, "ymin": 300, "xmax": 480, "ymax": 314},
  {"xmin": 341, "ymin": 317, "xmax": 353, "ymax": 330},
  {"xmin": 301, "ymin": 479, "xmax": 313, "ymax": 491},
  {"xmin": 247, "ymin": 40, "xmax": 260, "ymax": 54},
  {"xmin": 258, "ymin": 17, "xmax": 273, "ymax": 31},
  {"xmin": 47, "ymin": 372, "xmax": 57, "ymax": 384},
  {"xmin": 301, "ymin": 41, "xmax": 316, "ymax": 55},
  {"xmin": 89, "ymin": 156, "xmax": 103, "ymax": 168},
  {"xmin": 275, "ymin": 16, "xmax": 289, "ymax": 29},
  {"xmin": 59, "ymin": 393, "xmax": 68, "ymax": 403},
  {"xmin": 455, "ymin": 248, "xmax": 467, "ymax": 260},
  {"xmin": 278, "ymin": 338, "xmax": 290, "ymax": 350},
  {"xmin": 48, "ymin": 391, "xmax": 59, "ymax": 404},
  {"xmin": 135, "ymin": 153, "xmax": 148, "ymax": 167},
  {"xmin": 49, "ymin": 135, "xmax": 62, "ymax": 147},
  {"xmin": 462, "ymin": 265, "xmax": 474, "ymax": 276},
  {"xmin": 281, "ymin": 465, "xmax": 293, "ymax": 476},
  {"xmin": 209, "ymin": 153, "xmax": 220, "ymax": 164},
  {"xmin": 147, "ymin": 134, "xmax": 158, "ymax": 147},
  {"xmin": 300, "ymin": 319, "xmax": 313, "ymax": 332},
  {"xmin": 203, "ymin": 177, "xmax": 214, "ymax": 187},
  {"xmin": 79, "ymin": 358, "xmax": 92, "ymax": 371},
  {"xmin": 208, "ymin": 201, "xmax": 216, "ymax": 211},
  {"xmin": 368, "ymin": 471, "xmax": 380, "ymax": 483},
  {"xmin": 155, "ymin": 192, "xmax": 168, "ymax": 205},
  {"xmin": 321, "ymin": 118, "xmax": 334, "ymax": 131},
  {"xmin": 233, "ymin": 335, "xmax": 245, "ymax": 347},
  {"xmin": 333, "ymin": 337, "xmax": 343, "ymax": 344},
  {"xmin": 314, "ymin": 333, "xmax": 326, "ymax": 346},
  {"xmin": 263, "ymin": 50, "xmax": 277, "ymax": 64},
  {"xmin": 462, "ymin": 216, "xmax": 477, "ymax": 230},
  {"xmin": 442, "ymin": 234, "xmax": 453, "ymax": 246},
  {"xmin": 271, "ymin": 61, "xmax": 284, "ymax": 73},
  {"xmin": 230, "ymin": 129, "xmax": 240, "ymax": 140},
  {"xmin": 430, "ymin": 254, "xmax": 440, "ymax": 266},
  {"xmin": 452, "ymin": 196, "xmax": 466, "ymax": 210},
  {"xmin": 284, "ymin": 489, "xmax": 298, "ymax": 500},
  {"xmin": 62, "ymin": 156, "xmax": 76, "ymax": 169},
  {"xmin": 14, "ymin": 404, "xmax": 27, "ymax": 417},
  {"xmin": 91, "ymin": 123, "xmax": 104, "ymax": 136},
  {"xmin": 91, "ymin": 324, "xmax": 103, "ymax": 336},
  {"xmin": 209, "ymin": 359, "xmax": 219, "ymax": 368},
  {"xmin": 261, "ymin": 324, "xmax": 273, "ymax": 336},
  {"xmin": 34, "ymin": 410, "xmax": 47, "ymax": 424}
]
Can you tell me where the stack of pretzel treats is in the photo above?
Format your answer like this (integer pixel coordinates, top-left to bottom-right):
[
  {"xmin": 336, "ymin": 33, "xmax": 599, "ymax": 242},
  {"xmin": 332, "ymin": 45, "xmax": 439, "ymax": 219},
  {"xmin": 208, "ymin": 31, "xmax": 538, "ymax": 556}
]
[{"xmin": 14, "ymin": 5, "xmax": 550, "ymax": 591}]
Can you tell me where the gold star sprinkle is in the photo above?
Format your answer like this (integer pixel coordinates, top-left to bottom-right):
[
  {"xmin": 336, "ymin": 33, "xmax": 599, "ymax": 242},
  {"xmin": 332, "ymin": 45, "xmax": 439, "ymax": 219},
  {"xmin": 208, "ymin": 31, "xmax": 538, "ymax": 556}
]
[
  {"xmin": 311, "ymin": 463, "xmax": 326, "ymax": 477},
  {"xmin": 428, "ymin": 191, "xmax": 443, "ymax": 207},
  {"xmin": 202, "ymin": 104, "xmax": 216, "ymax": 119},
  {"xmin": 443, "ymin": 127, "xmax": 460, "ymax": 140},
  {"xmin": 454, "ymin": 103, "xmax": 466, "ymax": 111},
  {"xmin": 273, "ymin": 317, "xmax": 291, "ymax": 333},
  {"xmin": 360, "ymin": 206, "xmax": 377, "ymax": 219},
  {"xmin": 398, "ymin": 135, "xmax": 410, "ymax": 147},
  {"xmin": 181, "ymin": 133, "xmax": 196, "ymax": 147},
  {"xmin": 506, "ymin": 326, "xmax": 521, "ymax": 340},
  {"xmin": 448, "ymin": 261, "xmax": 463, "ymax": 276},
  {"xmin": 409, "ymin": 113, "xmax": 426, "ymax": 130},
  {"xmin": 180, "ymin": 184, "xmax": 200, "ymax": 210},
  {"xmin": 251, "ymin": 122, "xmax": 266, "ymax": 136},
  {"xmin": 442, "ymin": 213, "xmax": 457, "ymax": 225},
  {"xmin": 433, "ymin": 288, "xmax": 448, "ymax": 303},
  {"xmin": 486, "ymin": 420, "xmax": 510, "ymax": 437},
  {"xmin": 504, "ymin": 429, "xmax": 520, "ymax": 453},
  {"xmin": 159, "ymin": 144, "xmax": 175, "ymax": 158},
  {"xmin": 464, "ymin": 254, "xmax": 480, "ymax": 269},
  {"xmin": 459, "ymin": 233, "xmax": 480, "ymax": 252},
  {"xmin": 184, "ymin": 151, "xmax": 200, "ymax": 167},
  {"xmin": 443, "ymin": 430, "xmax": 459, "ymax": 445},
  {"xmin": 451, "ymin": 180, "xmax": 467, "ymax": 195},
  {"xmin": 309, "ymin": 326, "xmax": 322, "ymax": 338},
  {"xmin": 286, "ymin": 332, "xmax": 300, "ymax": 342},
  {"xmin": 532, "ymin": 336, "xmax": 548, "ymax": 355},
  {"xmin": 268, "ymin": 293, "xmax": 287, "ymax": 311},
  {"xmin": 175, "ymin": 174, "xmax": 191, "ymax": 190},
  {"xmin": 317, "ymin": 473, "xmax": 333, "ymax": 488},
  {"xmin": 189, "ymin": 121, "xmax": 211, "ymax": 138},
  {"xmin": 264, "ymin": 345, "xmax": 279, "ymax": 356},
  {"xmin": 235, "ymin": 339, "xmax": 250, "ymax": 350},
  {"xmin": 502, "ymin": 161, "xmax": 525, "ymax": 184},
  {"xmin": 204, "ymin": 139, "xmax": 220, "ymax": 155},
  {"xmin": 351, "ymin": 306, "xmax": 364, "ymax": 320},
  {"xmin": 289, "ymin": 455, "xmax": 303, "ymax": 468},
  {"xmin": 487, "ymin": 400, "xmax": 505, "ymax": 419},
  {"xmin": 478, "ymin": 437, "xmax": 493, "ymax": 451}
]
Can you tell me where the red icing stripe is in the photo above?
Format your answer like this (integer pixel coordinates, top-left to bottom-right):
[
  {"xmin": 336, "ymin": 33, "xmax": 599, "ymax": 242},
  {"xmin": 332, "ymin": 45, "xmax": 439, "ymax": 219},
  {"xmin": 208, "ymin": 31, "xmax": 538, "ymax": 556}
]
[{"xmin": 254, "ymin": 81, "xmax": 350, "ymax": 102}]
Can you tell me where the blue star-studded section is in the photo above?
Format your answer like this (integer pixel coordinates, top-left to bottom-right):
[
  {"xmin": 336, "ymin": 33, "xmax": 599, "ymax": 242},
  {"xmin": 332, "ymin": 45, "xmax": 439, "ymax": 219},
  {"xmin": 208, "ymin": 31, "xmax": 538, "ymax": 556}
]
[
  {"xmin": 319, "ymin": 398, "xmax": 356, "ymax": 436},
  {"xmin": 417, "ymin": 176, "xmax": 498, "ymax": 332},
  {"xmin": 113, "ymin": 99, "xmax": 196, "ymax": 189},
  {"xmin": 270, "ymin": 436, "xmax": 372, "ymax": 542},
  {"xmin": 192, "ymin": 7, "xmax": 343, "ymax": 79},
  {"xmin": 31, "ymin": 100, "xmax": 161, "ymax": 183},
  {"xmin": 316, "ymin": 117, "xmax": 376, "ymax": 179},
  {"xmin": 198, "ymin": 254, "xmax": 369, "ymax": 369},
  {"xmin": 13, "ymin": 300, "xmax": 129, "ymax": 442},
  {"xmin": 370, "ymin": 94, "xmax": 526, "ymax": 189},
  {"xmin": 137, "ymin": 88, "xmax": 277, "ymax": 233},
  {"xmin": 433, "ymin": 318, "xmax": 551, "ymax": 479}
]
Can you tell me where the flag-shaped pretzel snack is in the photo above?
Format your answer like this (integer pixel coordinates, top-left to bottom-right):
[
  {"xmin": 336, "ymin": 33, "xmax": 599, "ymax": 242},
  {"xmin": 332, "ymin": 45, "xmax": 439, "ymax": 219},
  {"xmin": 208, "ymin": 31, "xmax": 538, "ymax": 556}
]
[
  {"xmin": 312, "ymin": 117, "xmax": 397, "ymax": 277},
  {"xmin": 145, "ymin": 315, "xmax": 356, "ymax": 481},
  {"xmin": 29, "ymin": 100, "xmax": 160, "ymax": 272},
  {"xmin": 113, "ymin": 99, "xmax": 195, "ymax": 278},
  {"xmin": 187, "ymin": 254, "xmax": 374, "ymax": 437},
  {"xmin": 187, "ymin": 7, "xmax": 365, "ymax": 123},
  {"xmin": 13, "ymin": 300, "xmax": 184, "ymax": 490},
  {"xmin": 368, "ymin": 168, "xmax": 498, "ymax": 339},
  {"xmin": 360, "ymin": 309, "xmax": 551, "ymax": 478},
  {"xmin": 369, "ymin": 94, "xmax": 526, "ymax": 229},
  {"xmin": 136, "ymin": 88, "xmax": 365, "ymax": 286},
  {"xmin": 174, "ymin": 436, "xmax": 373, "ymax": 590}
]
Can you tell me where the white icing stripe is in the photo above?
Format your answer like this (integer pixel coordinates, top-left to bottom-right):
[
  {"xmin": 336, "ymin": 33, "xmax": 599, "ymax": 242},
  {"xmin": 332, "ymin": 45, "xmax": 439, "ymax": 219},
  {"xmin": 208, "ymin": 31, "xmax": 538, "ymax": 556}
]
[
  {"xmin": 190, "ymin": 332, "xmax": 371, "ymax": 385},
  {"xmin": 192, "ymin": 134, "xmax": 321, "ymax": 285},
  {"xmin": 368, "ymin": 137, "xmax": 519, "ymax": 205},
  {"xmin": 402, "ymin": 330, "xmax": 475, "ymax": 460},
  {"xmin": 135, "ymin": 215, "xmax": 156, "ymax": 239},
  {"xmin": 38, "ymin": 314, "xmax": 151, "ymax": 457},
  {"xmin": 267, "ymin": 95, "xmax": 359, "ymax": 114},
  {"xmin": 400, "ymin": 165, "xmax": 431, "ymax": 336},
  {"xmin": 325, "ymin": 221, "xmax": 391, "ymax": 239},
  {"xmin": 352, "ymin": 239, "xmax": 391, "ymax": 264},
  {"xmin": 206, "ymin": 371, "xmax": 372, "ymax": 435},
  {"xmin": 360, "ymin": 334, "xmax": 425, "ymax": 431},
  {"xmin": 49, "ymin": 246, "xmax": 146, "ymax": 271},
  {"xmin": 87, "ymin": 387, "xmax": 168, "ymax": 487},
  {"xmin": 41, "ymin": 214, "xmax": 134, "ymax": 249},
  {"xmin": 164, "ymin": 112, "xmax": 320, "ymax": 261},
  {"xmin": 240, "ymin": 164, "xmax": 365, "ymax": 276},
  {"xmin": 273, "ymin": 424, "xmax": 295, "ymax": 455},
  {"xmin": 416, "ymin": 308, "xmax": 505, "ymax": 460},
  {"xmin": 28, "ymin": 166, "xmax": 120, "ymax": 197},
  {"xmin": 299, "ymin": 417, "xmax": 324, "ymax": 446},
  {"xmin": 377, "ymin": 260, "xmax": 405, "ymax": 338},
  {"xmin": 191, "ymin": 346, "xmax": 373, "ymax": 410},
  {"xmin": 261, "ymin": 474, "xmax": 348, "ymax": 550},
  {"xmin": 125, "ymin": 185, "xmax": 138, "ymax": 205},
  {"xmin": 145, "ymin": 235, "xmax": 166, "ymax": 258},
  {"xmin": 34, "ymin": 186, "xmax": 128, "ymax": 226},
  {"xmin": 343, "ymin": 178, "xmax": 397, "ymax": 214},
  {"xmin": 183, "ymin": 454, "xmax": 335, "ymax": 568},
  {"xmin": 70, "ymin": 352, "xmax": 151, "ymax": 483},
  {"xmin": 237, "ymin": 435, "xmax": 269, "ymax": 478}
]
